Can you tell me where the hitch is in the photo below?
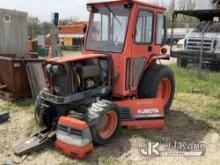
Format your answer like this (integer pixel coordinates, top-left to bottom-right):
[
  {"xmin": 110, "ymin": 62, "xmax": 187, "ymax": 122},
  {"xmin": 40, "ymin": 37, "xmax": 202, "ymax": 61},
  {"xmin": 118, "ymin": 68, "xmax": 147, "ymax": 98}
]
[{"xmin": 14, "ymin": 128, "xmax": 55, "ymax": 156}]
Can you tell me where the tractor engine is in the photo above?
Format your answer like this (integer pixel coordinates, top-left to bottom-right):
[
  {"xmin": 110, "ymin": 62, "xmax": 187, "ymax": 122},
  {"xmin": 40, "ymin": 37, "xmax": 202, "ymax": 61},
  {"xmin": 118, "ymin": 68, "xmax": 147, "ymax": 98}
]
[
  {"xmin": 35, "ymin": 56, "xmax": 112, "ymax": 128},
  {"xmin": 45, "ymin": 58, "xmax": 110, "ymax": 96}
]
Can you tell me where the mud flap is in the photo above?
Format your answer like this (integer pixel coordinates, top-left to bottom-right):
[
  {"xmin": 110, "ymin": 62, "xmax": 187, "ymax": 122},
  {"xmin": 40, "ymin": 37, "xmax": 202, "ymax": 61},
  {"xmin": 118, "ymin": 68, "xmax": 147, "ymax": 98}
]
[
  {"xmin": 115, "ymin": 98, "xmax": 165, "ymax": 129},
  {"xmin": 14, "ymin": 128, "xmax": 55, "ymax": 156}
]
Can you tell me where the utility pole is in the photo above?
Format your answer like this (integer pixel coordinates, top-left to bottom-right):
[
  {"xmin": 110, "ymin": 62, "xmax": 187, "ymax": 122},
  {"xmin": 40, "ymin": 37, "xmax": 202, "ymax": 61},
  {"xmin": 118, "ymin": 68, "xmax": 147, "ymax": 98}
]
[
  {"xmin": 170, "ymin": 0, "xmax": 176, "ymax": 57},
  {"xmin": 50, "ymin": 12, "xmax": 63, "ymax": 58}
]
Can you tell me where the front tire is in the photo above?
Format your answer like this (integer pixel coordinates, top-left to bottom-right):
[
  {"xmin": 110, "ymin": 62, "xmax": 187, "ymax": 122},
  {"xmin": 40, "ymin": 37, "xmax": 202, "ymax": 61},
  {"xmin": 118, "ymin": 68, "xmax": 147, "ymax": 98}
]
[
  {"xmin": 86, "ymin": 100, "xmax": 120, "ymax": 145},
  {"xmin": 138, "ymin": 65, "xmax": 175, "ymax": 113}
]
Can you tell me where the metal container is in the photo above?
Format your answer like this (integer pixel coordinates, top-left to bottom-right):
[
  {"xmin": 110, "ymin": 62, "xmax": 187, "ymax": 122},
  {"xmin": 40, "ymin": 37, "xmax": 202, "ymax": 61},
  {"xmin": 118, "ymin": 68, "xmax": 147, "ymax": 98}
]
[
  {"xmin": 0, "ymin": 54, "xmax": 44, "ymax": 100},
  {"xmin": 0, "ymin": 8, "xmax": 28, "ymax": 54}
]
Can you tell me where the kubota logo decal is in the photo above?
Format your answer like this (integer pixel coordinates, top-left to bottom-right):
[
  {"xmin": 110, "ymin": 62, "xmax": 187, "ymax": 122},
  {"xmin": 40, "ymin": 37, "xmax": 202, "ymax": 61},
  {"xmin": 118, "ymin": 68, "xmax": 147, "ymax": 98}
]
[{"xmin": 138, "ymin": 109, "xmax": 159, "ymax": 114}]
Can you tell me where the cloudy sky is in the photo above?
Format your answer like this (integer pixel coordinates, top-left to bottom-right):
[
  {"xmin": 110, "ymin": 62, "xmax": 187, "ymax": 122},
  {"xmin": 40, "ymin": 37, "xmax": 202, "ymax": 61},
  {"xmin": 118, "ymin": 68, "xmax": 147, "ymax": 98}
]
[{"xmin": 0, "ymin": 0, "xmax": 171, "ymax": 22}]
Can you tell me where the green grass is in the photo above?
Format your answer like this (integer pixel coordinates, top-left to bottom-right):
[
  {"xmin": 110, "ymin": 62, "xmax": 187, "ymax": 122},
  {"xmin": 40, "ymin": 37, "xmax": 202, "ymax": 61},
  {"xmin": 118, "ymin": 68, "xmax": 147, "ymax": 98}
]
[
  {"xmin": 170, "ymin": 64, "xmax": 220, "ymax": 132},
  {"xmin": 170, "ymin": 65, "xmax": 220, "ymax": 98},
  {"xmin": 202, "ymin": 101, "xmax": 220, "ymax": 121},
  {"xmin": 0, "ymin": 99, "xmax": 34, "ymax": 113},
  {"xmin": 98, "ymin": 156, "xmax": 113, "ymax": 165}
]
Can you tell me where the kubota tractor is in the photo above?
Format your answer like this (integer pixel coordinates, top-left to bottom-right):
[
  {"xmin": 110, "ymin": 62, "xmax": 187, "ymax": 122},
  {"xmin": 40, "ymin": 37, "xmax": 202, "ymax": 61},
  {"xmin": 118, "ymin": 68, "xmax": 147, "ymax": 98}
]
[{"xmin": 34, "ymin": 0, "xmax": 174, "ymax": 159}]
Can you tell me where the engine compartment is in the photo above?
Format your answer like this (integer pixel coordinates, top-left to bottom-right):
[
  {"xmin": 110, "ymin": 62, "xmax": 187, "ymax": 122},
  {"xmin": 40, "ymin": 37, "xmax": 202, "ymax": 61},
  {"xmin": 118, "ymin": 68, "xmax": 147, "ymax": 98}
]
[{"xmin": 45, "ymin": 57, "xmax": 111, "ymax": 97}]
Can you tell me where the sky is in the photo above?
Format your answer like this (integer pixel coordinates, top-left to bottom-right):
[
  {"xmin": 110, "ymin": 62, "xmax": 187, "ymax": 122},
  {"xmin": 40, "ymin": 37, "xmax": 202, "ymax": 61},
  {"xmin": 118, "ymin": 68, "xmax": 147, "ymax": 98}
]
[{"xmin": 0, "ymin": 0, "xmax": 171, "ymax": 22}]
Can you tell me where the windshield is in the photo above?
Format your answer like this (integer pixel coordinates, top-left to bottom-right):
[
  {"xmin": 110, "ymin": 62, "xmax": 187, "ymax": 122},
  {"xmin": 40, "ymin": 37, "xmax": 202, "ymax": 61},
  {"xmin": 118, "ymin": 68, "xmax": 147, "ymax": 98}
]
[
  {"xmin": 85, "ymin": 5, "xmax": 130, "ymax": 53},
  {"xmin": 193, "ymin": 21, "xmax": 220, "ymax": 33}
]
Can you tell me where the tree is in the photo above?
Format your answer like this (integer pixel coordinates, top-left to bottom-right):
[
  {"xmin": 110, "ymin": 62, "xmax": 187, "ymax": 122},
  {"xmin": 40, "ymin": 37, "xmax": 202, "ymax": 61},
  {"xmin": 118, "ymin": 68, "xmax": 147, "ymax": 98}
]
[
  {"xmin": 178, "ymin": 0, "xmax": 196, "ymax": 10},
  {"xmin": 165, "ymin": 0, "xmax": 199, "ymax": 28},
  {"xmin": 28, "ymin": 16, "xmax": 41, "ymax": 37},
  {"xmin": 28, "ymin": 16, "xmax": 52, "ymax": 37},
  {"xmin": 41, "ymin": 21, "xmax": 52, "ymax": 35}
]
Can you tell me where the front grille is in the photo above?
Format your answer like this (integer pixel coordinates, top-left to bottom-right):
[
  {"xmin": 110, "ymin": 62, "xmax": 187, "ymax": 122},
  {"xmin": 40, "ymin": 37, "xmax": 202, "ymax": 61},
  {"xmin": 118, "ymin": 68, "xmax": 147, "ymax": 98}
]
[
  {"xmin": 57, "ymin": 124, "xmax": 82, "ymax": 136},
  {"xmin": 41, "ymin": 91, "xmax": 65, "ymax": 103},
  {"xmin": 120, "ymin": 107, "xmax": 132, "ymax": 120},
  {"xmin": 186, "ymin": 38, "xmax": 217, "ymax": 52}
]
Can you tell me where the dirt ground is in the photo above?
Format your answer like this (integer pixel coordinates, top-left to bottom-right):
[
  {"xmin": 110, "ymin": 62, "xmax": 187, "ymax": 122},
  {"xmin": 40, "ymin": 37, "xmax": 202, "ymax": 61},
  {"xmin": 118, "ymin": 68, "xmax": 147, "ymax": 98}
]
[{"xmin": 0, "ymin": 96, "xmax": 220, "ymax": 165}]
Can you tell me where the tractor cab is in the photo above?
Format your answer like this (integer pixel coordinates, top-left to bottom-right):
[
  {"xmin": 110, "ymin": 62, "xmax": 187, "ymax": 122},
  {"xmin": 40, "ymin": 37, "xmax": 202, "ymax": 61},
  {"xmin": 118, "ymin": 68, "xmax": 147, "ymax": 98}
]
[
  {"xmin": 85, "ymin": 2, "xmax": 131, "ymax": 53},
  {"xmin": 83, "ymin": 0, "xmax": 168, "ymax": 96}
]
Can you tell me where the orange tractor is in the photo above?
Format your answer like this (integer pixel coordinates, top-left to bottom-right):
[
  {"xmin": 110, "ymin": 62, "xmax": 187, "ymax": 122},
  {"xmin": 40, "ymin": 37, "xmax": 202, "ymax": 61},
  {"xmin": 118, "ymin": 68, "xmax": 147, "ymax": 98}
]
[{"xmin": 15, "ymin": 0, "xmax": 175, "ymax": 159}]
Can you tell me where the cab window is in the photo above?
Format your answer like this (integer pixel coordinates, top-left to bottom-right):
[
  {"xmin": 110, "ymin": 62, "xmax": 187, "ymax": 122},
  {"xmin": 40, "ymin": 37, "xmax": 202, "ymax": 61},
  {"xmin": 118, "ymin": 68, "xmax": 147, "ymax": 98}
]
[
  {"xmin": 156, "ymin": 13, "xmax": 164, "ymax": 44},
  {"xmin": 135, "ymin": 10, "xmax": 153, "ymax": 44}
]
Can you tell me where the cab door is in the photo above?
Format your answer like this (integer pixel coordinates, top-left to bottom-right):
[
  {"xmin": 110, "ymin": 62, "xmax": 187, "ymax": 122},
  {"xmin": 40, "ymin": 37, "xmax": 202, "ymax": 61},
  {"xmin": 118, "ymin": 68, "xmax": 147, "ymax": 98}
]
[{"xmin": 131, "ymin": 7, "xmax": 155, "ymax": 90}]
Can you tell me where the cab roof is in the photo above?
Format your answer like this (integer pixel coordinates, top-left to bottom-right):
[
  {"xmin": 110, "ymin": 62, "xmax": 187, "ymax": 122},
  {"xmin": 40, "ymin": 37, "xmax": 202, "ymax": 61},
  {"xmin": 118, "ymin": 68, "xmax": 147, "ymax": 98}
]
[{"xmin": 87, "ymin": 0, "xmax": 166, "ymax": 11}]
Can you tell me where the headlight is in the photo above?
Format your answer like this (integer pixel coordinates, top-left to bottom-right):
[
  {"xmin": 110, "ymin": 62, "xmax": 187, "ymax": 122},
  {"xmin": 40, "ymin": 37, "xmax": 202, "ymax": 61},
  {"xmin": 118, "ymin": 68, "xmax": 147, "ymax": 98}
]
[
  {"xmin": 176, "ymin": 44, "xmax": 183, "ymax": 49},
  {"xmin": 57, "ymin": 131, "xmax": 90, "ymax": 147},
  {"xmin": 56, "ymin": 127, "xmax": 92, "ymax": 147},
  {"xmin": 45, "ymin": 64, "xmax": 65, "ymax": 75}
]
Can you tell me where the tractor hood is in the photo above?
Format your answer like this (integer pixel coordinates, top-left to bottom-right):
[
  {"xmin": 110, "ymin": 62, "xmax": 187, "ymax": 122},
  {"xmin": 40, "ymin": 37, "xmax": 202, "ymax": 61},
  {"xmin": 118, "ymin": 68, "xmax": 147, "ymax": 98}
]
[{"xmin": 47, "ymin": 53, "xmax": 108, "ymax": 64}]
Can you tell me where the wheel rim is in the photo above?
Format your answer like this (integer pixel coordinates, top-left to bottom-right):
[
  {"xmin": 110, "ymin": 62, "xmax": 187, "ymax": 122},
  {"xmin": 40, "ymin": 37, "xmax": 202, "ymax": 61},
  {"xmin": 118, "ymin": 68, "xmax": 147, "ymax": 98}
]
[
  {"xmin": 98, "ymin": 111, "xmax": 118, "ymax": 139},
  {"xmin": 156, "ymin": 78, "xmax": 171, "ymax": 105}
]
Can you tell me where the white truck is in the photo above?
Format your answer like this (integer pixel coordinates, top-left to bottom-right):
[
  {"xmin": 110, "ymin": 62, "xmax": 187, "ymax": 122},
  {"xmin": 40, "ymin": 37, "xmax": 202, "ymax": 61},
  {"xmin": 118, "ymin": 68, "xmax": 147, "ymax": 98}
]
[{"xmin": 171, "ymin": 10, "xmax": 220, "ymax": 70}]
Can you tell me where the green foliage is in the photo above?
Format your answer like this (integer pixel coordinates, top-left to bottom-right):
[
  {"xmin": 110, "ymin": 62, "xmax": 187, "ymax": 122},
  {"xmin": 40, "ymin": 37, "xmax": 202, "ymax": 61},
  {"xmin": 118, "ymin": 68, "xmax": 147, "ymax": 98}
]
[
  {"xmin": 28, "ymin": 16, "xmax": 52, "ymax": 37},
  {"xmin": 28, "ymin": 16, "xmax": 79, "ymax": 37},
  {"xmin": 165, "ymin": 10, "xmax": 199, "ymax": 28},
  {"xmin": 165, "ymin": 0, "xmax": 199, "ymax": 28}
]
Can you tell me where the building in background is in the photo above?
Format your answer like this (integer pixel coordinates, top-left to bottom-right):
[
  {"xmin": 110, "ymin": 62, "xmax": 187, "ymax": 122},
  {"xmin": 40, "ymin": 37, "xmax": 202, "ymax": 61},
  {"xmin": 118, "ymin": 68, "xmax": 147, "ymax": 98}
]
[
  {"xmin": 59, "ymin": 21, "xmax": 87, "ymax": 50},
  {"xmin": 0, "ymin": 8, "xmax": 28, "ymax": 54}
]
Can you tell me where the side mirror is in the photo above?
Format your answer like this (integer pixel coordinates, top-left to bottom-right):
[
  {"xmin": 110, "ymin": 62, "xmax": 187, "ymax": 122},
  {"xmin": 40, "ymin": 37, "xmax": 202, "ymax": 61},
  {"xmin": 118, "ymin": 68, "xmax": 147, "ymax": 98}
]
[{"xmin": 162, "ymin": 15, "xmax": 168, "ymax": 46}]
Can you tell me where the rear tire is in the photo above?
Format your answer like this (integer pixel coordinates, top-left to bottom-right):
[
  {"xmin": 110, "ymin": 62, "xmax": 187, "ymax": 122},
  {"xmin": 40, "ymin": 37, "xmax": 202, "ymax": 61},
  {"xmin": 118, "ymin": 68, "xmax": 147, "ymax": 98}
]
[
  {"xmin": 86, "ymin": 100, "xmax": 120, "ymax": 146},
  {"xmin": 138, "ymin": 65, "xmax": 175, "ymax": 113}
]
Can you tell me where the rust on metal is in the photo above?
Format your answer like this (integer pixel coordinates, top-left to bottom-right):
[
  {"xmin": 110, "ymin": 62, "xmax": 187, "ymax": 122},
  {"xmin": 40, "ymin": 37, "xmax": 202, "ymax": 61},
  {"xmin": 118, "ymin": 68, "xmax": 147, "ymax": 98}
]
[{"xmin": 0, "ymin": 54, "xmax": 44, "ymax": 100}]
